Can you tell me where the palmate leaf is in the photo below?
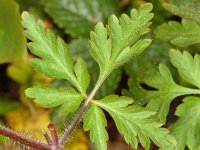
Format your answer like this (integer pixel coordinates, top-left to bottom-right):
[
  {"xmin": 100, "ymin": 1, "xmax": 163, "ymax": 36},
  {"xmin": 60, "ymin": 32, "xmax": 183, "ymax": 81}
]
[
  {"xmin": 92, "ymin": 95, "xmax": 176, "ymax": 149},
  {"xmin": 89, "ymin": 3, "xmax": 153, "ymax": 80},
  {"xmin": 155, "ymin": 19, "xmax": 200, "ymax": 47},
  {"xmin": 83, "ymin": 104, "xmax": 108, "ymax": 150},
  {"xmin": 26, "ymin": 87, "xmax": 84, "ymax": 115},
  {"xmin": 22, "ymin": 12, "xmax": 90, "ymax": 96},
  {"xmin": 44, "ymin": 0, "xmax": 120, "ymax": 37},
  {"xmin": 162, "ymin": 96, "xmax": 200, "ymax": 150}
]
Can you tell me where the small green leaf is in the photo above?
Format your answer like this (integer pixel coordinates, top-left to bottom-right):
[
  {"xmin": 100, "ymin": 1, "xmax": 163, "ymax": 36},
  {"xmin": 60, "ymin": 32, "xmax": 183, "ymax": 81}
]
[
  {"xmin": 93, "ymin": 95, "xmax": 176, "ymax": 149},
  {"xmin": 89, "ymin": 3, "xmax": 153, "ymax": 80},
  {"xmin": 168, "ymin": 96, "xmax": 200, "ymax": 150},
  {"xmin": 22, "ymin": 12, "xmax": 90, "ymax": 96},
  {"xmin": 25, "ymin": 87, "xmax": 84, "ymax": 115},
  {"xmin": 44, "ymin": 0, "xmax": 121, "ymax": 37},
  {"xmin": 170, "ymin": 50, "xmax": 200, "ymax": 88},
  {"xmin": 155, "ymin": 19, "xmax": 200, "ymax": 47},
  {"xmin": 0, "ymin": 0, "xmax": 26, "ymax": 63},
  {"xmin": 83, "ymin": 104, "xmax": 108, "ymax": 150}
]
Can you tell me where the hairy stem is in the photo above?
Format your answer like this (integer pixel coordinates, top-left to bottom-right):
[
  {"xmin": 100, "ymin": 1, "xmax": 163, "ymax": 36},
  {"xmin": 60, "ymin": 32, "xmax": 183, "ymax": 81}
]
[
  {"xmin": 59, "ymin": 77, "xmax": 104, "ymax": 146},
  {"xmin": 0, "ymin": 125, "xmax": 51, "ymax": 150}
]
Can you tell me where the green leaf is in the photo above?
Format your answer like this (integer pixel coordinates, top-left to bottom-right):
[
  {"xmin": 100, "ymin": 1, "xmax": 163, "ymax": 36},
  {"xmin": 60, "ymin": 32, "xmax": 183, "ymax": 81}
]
[
  {"xmin": 92, "ymin": 95, "xmax": 176, "ymax": 149},
  {"xmin": 69, "ymin": 38, "xmax": 122, "ymax": 99},
  {"xmin": 22, "ymin": 12, "xmax": 90, "ymax": 96},
  {"xmin": 167, "ymin": 96, "xmax": 200, "ymax": 150},
  {"xmin": 44, "ymin": 0, "xmax": 120, "ymax": 37},
  {"xmin": 0, "ymin": 0, "xmax": 26, "ymax": 63},
  {"xmin": 163, "ymin": 1, "xmax": 200, "ymax": 24},
  {"xmin": 0, "ymin": 98, "xmax": 19, "ymax": 115},
  {"xmin": 25, "ymin": 87, "xmax": 84, "ymax": 115},
  {"xmin": 89, "ymin": 3, "xmax": 153, "ymax": 80},
  {"xmin": 83, "ymin": 104, "xmax": 108, "ymax": 150},
  {"xmin": 155, "ymin": 19, "xmax": 200, "ymax": 47},
  {"xmin": 169, "ymin": 50, "xmax": 200, "ymax": 88},
  {"xmin": 127, "ymin": 64, "xmax": 200, "ymax": 123},
  {"xmin": 74, "ymin": 58, "xmax": 90, "ymax": 93}
]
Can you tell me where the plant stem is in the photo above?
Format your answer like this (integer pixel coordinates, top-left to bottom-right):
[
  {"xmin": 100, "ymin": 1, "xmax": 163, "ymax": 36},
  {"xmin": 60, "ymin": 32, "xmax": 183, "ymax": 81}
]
[
  {"xmin": 59, "ymin": 78, "xmax": 104, "ymax": 146},
  {"xmin": 0, "ymin": 125, "xmax": 51, "ymax": 150}
]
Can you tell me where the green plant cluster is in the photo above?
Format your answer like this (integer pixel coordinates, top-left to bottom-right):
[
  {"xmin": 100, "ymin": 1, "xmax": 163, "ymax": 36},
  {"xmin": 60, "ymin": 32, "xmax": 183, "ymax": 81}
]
[{"xmin": 0, "ymin": 0, "xmax": 200, "ymax": 150}]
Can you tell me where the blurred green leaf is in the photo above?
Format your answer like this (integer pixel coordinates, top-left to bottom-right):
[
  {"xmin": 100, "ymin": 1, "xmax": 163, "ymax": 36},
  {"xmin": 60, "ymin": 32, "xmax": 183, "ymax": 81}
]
[
  {"xmin": 163, "ymin": 0, "xmax": 200, "ymax": 24},
  {"xmin": 124, "ymin": 37, "xmax": 172, "ymax": 78},
  {"xmin": 0, "ymin": 98, "xmax": 19, "ymax": 115},
  {"xmin": 0, "ymin": 0, "xmax": 26, "ymax": 63},
  {"xmin": 155, "ymin": 19, "xmax": 200, "ymax": 47},
  {"xmin": 44, "ymin": 0, "xmax": 121, "ymax": 37}
]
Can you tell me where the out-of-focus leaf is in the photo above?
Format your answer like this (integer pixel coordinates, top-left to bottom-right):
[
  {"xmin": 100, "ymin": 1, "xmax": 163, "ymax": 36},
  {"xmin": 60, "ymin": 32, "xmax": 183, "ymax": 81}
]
[
  {"xmin": 7, "ymin": 58, "xmax": 52, "ymax": 104},
  {"xmin": 163, "ymin": 0, "xmax": 200, "ymax": 24},
  {"xmin": 155, "ymin": 19, "xmax": 200, "ymax": 47},
  {"xmin": 69, "ymin": 38, "xmax": 122, "ymax": 99},
  {"xmin": 0, "ymin": 0, "xmax": 26, "ymax": 63},
  {"xmin": 0, "ymin": 98, "xmax": 19, "ymax": 115},
  {"xmin": 122, "ymin": 77, "xmax": 152, "ymax": 106},
  {"xmin": 65, "ymin": 128, "xmax": 88, "ymax": 150},
  {"xmin": 124, "ymin": 38, "xmax": 172, "ymax": 78},
  {"xmin": 7, "ymin": 58, "xmax": 32, "ymax": 84},
  {"xmin": 44, "ymin": 0, "xmax": 121, "ymax": 37},
  {"xmin": 5, "ymin": 107, "xmax": 50, "ymax": 141}
]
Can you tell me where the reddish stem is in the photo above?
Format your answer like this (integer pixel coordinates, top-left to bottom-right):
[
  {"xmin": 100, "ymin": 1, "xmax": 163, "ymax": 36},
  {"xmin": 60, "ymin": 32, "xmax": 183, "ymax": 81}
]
[
  {"xmin": 0, "ymin": 125, "xmax": 51, "ymax": 150},
  {"xmin": 48, "ymin": 123, "xmax": 59, "ymax": 146}
]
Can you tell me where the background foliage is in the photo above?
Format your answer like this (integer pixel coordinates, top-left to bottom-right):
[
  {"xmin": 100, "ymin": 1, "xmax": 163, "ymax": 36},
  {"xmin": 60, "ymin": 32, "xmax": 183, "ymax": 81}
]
[{"xmin": 0, "ymin": 0, "xmax": 200, "ymax": 150}]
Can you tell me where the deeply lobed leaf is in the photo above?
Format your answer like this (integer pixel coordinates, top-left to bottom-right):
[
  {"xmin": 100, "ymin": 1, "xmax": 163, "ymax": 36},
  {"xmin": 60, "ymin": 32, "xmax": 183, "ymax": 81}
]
[
  {"xmin": 92, "ymin": 95, "xmax": 176, "ymax": 149},
  {"xmin": 169, "ymin": 50, "xmax": 200, "ymax": 88},
  {"xmin": 162, "ymin": 96, "xmax": 200, "ymax": 150},
  {"xmin": 83, "ymin": 104, "xmax": 108, "ymax": 150},
  {"xmin": 22, "ymin": 12, "xmax": 90, "ymax": 96},
  {"xmin": 89, "ymin": 3, "xmax": 153, "ymax": 80},
  {"xmin": 124, "ymin": 63, "xmax": 200, "ymax": 123}
]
